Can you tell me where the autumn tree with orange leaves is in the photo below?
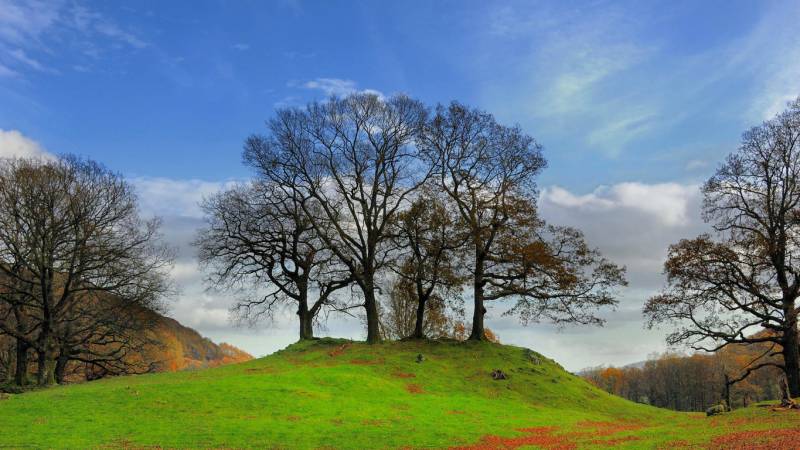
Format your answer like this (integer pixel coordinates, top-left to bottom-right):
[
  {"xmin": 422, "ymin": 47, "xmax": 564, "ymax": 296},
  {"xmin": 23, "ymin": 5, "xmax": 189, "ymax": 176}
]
[
  {"xmin": 645, "ymin": 97, "xmax": 800, "ymax": 397},
  {"xmin": 419, "ymin": 103, "xmax": 627, "ymax": 340}
]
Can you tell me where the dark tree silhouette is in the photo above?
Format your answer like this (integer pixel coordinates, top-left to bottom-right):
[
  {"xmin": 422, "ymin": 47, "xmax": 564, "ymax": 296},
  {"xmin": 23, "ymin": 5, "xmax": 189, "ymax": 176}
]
[
  {"xmin": 0, "ymin": 156, "xmax": 173, "ymax": 385},
  {"xmin": 196, "ymin": 181, "xmax": 352, "ymax": 340},
  {"xmin": 645, "ymin": 97, "xmax": 800, "ymax": 396},
  {"xmin": 420, "ymin": 102, "xmax": 625, "ymax": 340},
  {"xmin": 243, "ymin": 93, "xmax": 430, "ymax": 343}
]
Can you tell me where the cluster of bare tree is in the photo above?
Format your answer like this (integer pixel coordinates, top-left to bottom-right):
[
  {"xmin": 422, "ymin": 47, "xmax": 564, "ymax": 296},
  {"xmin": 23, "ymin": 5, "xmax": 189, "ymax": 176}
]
[
  {"xmin": 196, "ymin": 93, "xmax": 626, "ymax": 343},
  {"xmin": 646, "ymin": 97, "xmax": 800, "ymax": 398},
  {"xmin": 582, "ymin": 345, "xmax": 783, "ymax": 412},
  {"xmin": 0, "ymin": 156, "xmax": 173, "ymax": 388}
]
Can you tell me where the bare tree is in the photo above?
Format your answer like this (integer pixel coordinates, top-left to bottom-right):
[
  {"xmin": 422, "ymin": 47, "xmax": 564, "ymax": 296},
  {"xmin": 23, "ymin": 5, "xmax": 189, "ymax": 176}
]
[
  {"xmin": 420, "ymin": 102, "xmax": 625, "ymax": 340},
  {"xmin": 243, "ymin": 93, "xmax": 430, "ymax": 343},
  {"xmin": 389, "ymin": 191, "xmax": 467, "ymax": 339},
  {"xmin": 0, "ymin": 156, "xmax": 173, "ymax": 385},
  {"xmin": 196, "ymin": 181, "xmax": 352, "ymax": 340},
  {"xmin": 645, "ymin": 97, "xmax": 800, "ymax": 396}
]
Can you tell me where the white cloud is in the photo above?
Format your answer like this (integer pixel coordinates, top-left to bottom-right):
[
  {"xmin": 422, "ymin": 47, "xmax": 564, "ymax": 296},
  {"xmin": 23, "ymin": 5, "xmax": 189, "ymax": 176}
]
[
  {"xmin": 533, "ymin": 181, "xmax": 709, "ymax": 368},
  {"xmin": 298, "ymin": 78, "xmax": 384, "ymax": 99},
  {"xmin": 541, "ymin": 182, "xmax": 700, "ymax": 227},
  {"xmin": 301, "ymin": 78, "xmax": 358, "ymax": 97},
  {"xmin": 132, "ymin": 177, "xmax": 238, "ymax": 218},
  {"xmin": 0, "ymin": 129, "xmax": 51, "ymax": 158}
]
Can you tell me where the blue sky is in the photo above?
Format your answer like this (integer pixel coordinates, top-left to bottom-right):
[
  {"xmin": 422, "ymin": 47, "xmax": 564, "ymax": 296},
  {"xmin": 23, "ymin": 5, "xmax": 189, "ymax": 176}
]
[{"xmin": 2, "ymin": 0, "xmax": 800, "ymax": 370}]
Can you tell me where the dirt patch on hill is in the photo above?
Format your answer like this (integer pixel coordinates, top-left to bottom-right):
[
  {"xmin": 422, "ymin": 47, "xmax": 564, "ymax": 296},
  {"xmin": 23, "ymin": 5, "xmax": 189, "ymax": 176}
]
[
  {"xmin": 406, "ymin": 383, "xmax": 424, "ymax": 394},
  {"xmin": 328, "ymin": 344, "xmax": 350, "ymax": 357},
  {"xmin": 449, "ymin": 427, "xmax": 575, "ymax": 450},
  {"xmin": 709, "ymin": 428, "xmax": 800, "ymax": 449},
  {"xmin": 576, "ymin": 420, "xmax": 644, "ymax": 436},
  {"xmin": 449, "ymin": 419, "xmax": 647, "ymax": 449},
  {"xmin": 393, "ymin": 372, "xmax": 416, "ymax": 379}
]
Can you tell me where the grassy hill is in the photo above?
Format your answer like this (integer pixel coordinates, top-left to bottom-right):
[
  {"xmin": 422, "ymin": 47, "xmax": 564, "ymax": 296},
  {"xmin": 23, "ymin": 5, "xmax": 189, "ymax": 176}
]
[{"xmin": 0, "ymin": 339, "xmax": 798, "ymax": 449}]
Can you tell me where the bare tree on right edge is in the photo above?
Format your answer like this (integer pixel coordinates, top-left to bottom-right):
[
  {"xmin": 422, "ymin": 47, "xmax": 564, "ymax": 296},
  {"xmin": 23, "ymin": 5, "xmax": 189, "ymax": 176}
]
[{"xmin": 645, "ymin": 97, "xmax": 800, "ymax": 397}]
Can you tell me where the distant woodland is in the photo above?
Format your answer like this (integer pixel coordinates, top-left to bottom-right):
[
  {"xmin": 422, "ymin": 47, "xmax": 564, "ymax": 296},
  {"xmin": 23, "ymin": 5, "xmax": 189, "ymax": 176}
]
[{"xmin": 582, "ymin": 339, "xmax": 783, "ymax": 412}]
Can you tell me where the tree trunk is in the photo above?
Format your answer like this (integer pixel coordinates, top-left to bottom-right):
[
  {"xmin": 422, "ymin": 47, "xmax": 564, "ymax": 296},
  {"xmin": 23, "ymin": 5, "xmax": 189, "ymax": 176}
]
[
  {"xmin": 35, "ymin": 325, "xmax": 56, "ymax": 386},
  {"xmin": 297, "ymin": 301, "xmax": 314, "ymax": 341},
  {"xmin": 14, "ymin": 338, "xmax": 28, "ymax": 386},
  {"xmin": 363, "ymin": 278, "xmax": 382, "ymax": 344},
  {"xmin": 55, "ymin": 354, "xmax": 69, "ymax": 384},
  {"xmin": 36, "ymin": 348, "xmax": 55, "ymax": 386},
  {"xmin": 37, "ymin": 277, "xmax": 56, "ymax": 386},
  {"xmin": 723, "ymin": 373, "xmax": 731, "ymax": 411},
  {"xmin": 412, "ymin": 297, "xmax": 427, "ymax": 339},
  {"xmin": 782, "ymin": 311, "xmax": 800, "ymax": 397},
  {"xmin": 469, "ymin": 250, "xmax": 487, "ymax": 341}
]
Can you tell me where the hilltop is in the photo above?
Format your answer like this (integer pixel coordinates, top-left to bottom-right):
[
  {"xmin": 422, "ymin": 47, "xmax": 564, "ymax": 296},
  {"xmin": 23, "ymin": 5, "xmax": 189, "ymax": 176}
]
[{"xmin": 0, "ymin": 339, "xmax": 798, "ymax": 448}]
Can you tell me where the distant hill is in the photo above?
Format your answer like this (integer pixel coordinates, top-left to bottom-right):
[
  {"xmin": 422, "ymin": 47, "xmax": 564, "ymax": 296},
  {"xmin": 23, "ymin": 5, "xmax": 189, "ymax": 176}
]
[
  {"xmin": 2, "ymin": 339, "xmax": 799, "ymax": 448},
  {"xmin": 144, "ymin": 314, "xmax": 253, "ymax": 372}
]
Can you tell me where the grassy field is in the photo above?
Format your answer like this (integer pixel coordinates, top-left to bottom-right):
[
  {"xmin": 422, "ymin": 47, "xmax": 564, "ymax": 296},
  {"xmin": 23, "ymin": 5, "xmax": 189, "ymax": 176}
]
[{"xmin": 0, "ymin": 339, "xmax": 798, "ymax": 449}]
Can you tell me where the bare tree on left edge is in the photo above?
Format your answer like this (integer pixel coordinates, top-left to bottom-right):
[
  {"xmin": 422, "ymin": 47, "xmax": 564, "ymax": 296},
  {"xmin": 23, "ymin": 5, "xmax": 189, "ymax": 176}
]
[{"xmin": 0, "ymin": 156, "xmax": 174, "ymax": 385}]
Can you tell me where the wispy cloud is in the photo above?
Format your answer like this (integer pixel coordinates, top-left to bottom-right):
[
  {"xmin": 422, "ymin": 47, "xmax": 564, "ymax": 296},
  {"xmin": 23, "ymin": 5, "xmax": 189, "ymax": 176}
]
[
  {"xmin": 0, "ymin": 0, "xmax": 60, "ymax": 45},
  {"xmin": 732, "ymin": 2, "xmax": 800, "ymax": 120},
  {"xmin": 0, "ymin": 0, "xmax": 148, "ymax": 77},
  {"xmin": 480, "ymin": 3, "xmax": 659, "ymax": 157},
  {"xmin": 479, "ymin": 1, "xmax": 800, "ymax": 161},
  {"xmin": 0, "ymin": 63, "xmax": 18, "ymax": 78},
  {"xmin": 685, "ymin": 159, "xmax": 709, "ymax": 171}
]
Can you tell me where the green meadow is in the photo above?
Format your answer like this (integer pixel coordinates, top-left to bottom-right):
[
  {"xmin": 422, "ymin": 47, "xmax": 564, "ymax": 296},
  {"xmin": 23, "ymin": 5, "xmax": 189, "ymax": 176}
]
[{"xmin": 1, "ymin": 339, "xmax": 797, "ymax": 449}]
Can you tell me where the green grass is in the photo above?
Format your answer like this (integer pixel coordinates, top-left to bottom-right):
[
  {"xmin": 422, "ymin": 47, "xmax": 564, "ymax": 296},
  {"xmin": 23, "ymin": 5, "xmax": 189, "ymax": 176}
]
[{"xmin": 0, "ymin": 339, "xmax": 798, "ymax": 449}]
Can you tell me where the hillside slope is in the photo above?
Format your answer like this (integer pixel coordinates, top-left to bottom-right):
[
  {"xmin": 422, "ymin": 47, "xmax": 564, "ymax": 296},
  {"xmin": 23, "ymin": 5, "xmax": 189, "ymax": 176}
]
[
  {"xmin": 0, "ymin": 339, "xmax": 798, "ymax": 449},
  {"xmin": 145, "ymin": 314, "xmax": 253, "ymax": 372}
]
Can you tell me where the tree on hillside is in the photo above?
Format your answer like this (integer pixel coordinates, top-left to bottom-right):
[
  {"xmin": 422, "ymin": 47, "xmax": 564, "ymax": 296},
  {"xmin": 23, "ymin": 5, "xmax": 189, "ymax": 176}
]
[
  {"xmin": 645, "ymin": 97, "xmax": 800, "ymax": 396},
  {"xmin": 420, "ymin": 103, "xmax": 626, "ymax": 340},
  {"xmin": 243, "ymin": 93, "xmax": 430, "ymax": 343},
  {"xmin": 388, "ymin": 192, "xmax": 467, "ymax": 339},
  {"xmin": 196, "ymin": 181, "xmax": 353, "ymax": 340},
  {"xmin": 379, "ymin": 274, "xmax": 458, "ymax": 340},
  {"xmin": 0, "ymin": 157, "xmax": 173, "ymax": 385},
  {"xmin": 0, "ymin": 265, "xmax": 36, "ymax": 385}
]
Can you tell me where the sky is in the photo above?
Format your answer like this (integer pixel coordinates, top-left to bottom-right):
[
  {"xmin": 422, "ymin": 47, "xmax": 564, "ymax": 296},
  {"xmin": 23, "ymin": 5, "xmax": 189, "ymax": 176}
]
[{"xmin": 1, "ymin": 0, "xmax": 799, "ymax": 371}]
